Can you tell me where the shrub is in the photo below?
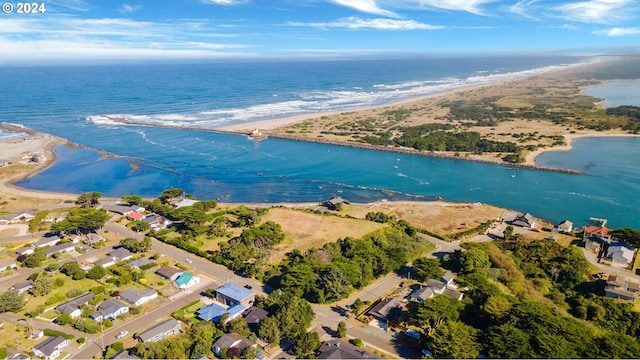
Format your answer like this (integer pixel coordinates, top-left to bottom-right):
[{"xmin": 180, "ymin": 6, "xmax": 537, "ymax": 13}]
[
  {"xmin": 43, "ymin": 329, "xmax": 74, "ymax": 340},
  {"xmin": 350, "ymin": 338, "xmax": 363, "ymax": 348},
  {"xmin": 77, "ymin": 337, "xmax": 85, "ymax": 344}
]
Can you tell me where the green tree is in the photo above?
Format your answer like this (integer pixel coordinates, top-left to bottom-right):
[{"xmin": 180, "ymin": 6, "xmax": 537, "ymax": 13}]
[
  {"xmin": 121, "ymin": 195, "xmax": 144, "ymax": 205},
  {"xmin": 318, "ymin": 266, "xmax": 352, "ymax": 302},
  {"xmin": 337, "ymin": 321, "xmax": 347, "ymax": 338},
  {"xmin": 484, "ymin": 323, "xmax": 532, "ymax": 359},
  {"xmin": 56, "ymin": 313, "xmax": 73, "ymax": 325},
  {"xmin": 23, "ymin": 251, "xmax": 47, "ymax": 268},
  {"xmin": 482, "ymin": 295, "xmax": 513, "ymax": 322},
  {"xmin": 414, "ymin": 295, "xmax": 463, "ymax": 335},
  {"xmin": 104, "ymin": 342, "xmax": 124, "ymax": 359},
  {"xmin": 295, "ymin": 331, "xmax": 321, "ymax": 358},
  {"xmin": 30, "ymin": 276, "xmax": 55, "ymax": 296},
  {"xmin": 76, "ymin": 192, "xmax": 102, "ymax": 208},
  {"xmin": 130, "ymin": 220, "xmax": 150, "ymax": 233},
  {"xmin": 227, "ymin": 317, "xmax": 251, "ymax": 338},
  {"xmin": 86, "ymin": 265, "xmax": 107, "ymax": 280},
  {"xmin": 503, "ymin": 225, "xmax": 514, "ymax": 240},
  {"xmin": 51, "ymin": 208, "xmax": 110, "ymax": 236},
  {"xmin": 258, "ymin": 316, "xmax": 281, "ymax": 344},
  {"xmin": 429, "ymin": 321, "xmax": 480, "ymax": 359},
  {"xmin": 0, "ymin": 290, "xmax": 24, "ymax": 313},
  {"xmin": 459, "ymin": 245, "xmax": 491, "ymax": 274},
  {"xmin": 188, "ymin": 321, "xmax": 221, "ymax": 358},
  {"xmin": 74, "ymin": 318, "xmax": 101, "ymax": 334},
  {"xmin": 412, "ymin": 257, "xmax": 443, "ymax": 281},
  {"xmin": 159, "ymin": 188, "xmax": 184, "ymax": 202}
]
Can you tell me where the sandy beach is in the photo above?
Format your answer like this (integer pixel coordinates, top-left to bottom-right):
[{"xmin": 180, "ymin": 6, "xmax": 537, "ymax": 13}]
[{"xmin": 211, "ymin": 57, "xmax": 634, "ymax": 168}]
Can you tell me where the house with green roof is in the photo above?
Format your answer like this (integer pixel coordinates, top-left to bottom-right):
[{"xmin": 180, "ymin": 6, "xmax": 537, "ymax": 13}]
[{"xmin": 173, "ymin": 272, "xmax": 200, "ymax": 291}]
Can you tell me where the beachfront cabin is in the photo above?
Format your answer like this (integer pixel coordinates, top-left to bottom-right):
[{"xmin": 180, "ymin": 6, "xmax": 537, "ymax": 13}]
[
  {"xmin": 605, "ymin": 275, "xmax": 640, "ymax": 301},
  {"xmin": 322, "ymin": 196, "xmax": 346, "ymax": 211},
  {"xmin": 606, "ymin": 243, "xmax": 635, "ymax": 267},
  {"xmin": 512, "ymin": 213, "xmax": 536, "ymax": 229},
  {"xmin": 557, "ymin": 220, "xmax": 573, "ymax": 233}
]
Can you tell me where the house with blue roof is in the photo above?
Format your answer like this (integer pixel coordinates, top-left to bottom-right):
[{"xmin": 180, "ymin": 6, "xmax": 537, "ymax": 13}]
[
  {"xmin": 196, "ymin": 303, "xmax": 246, "ymax": 323},
  {"xmin": 215, "ymin": 283, "xmax": 255, "ymax": 307}
]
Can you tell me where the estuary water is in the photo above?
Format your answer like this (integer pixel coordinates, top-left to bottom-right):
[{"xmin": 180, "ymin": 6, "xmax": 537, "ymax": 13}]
[{"xmin": 1, "ymin": 56, "xmax": 639, "ymax": 228}]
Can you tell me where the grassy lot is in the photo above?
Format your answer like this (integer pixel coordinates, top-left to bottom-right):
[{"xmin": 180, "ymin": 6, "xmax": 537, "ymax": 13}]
[
  {"xmin": 344, "ymin": 201, "xmax": 504, "ymax": 236},
  {"xmin": 171, "ymin": 300, "xmax": 203, "ymax": 325},
  {"xmin": 261, "ymin": 208, "xmax": 386, "ymax": 263}
]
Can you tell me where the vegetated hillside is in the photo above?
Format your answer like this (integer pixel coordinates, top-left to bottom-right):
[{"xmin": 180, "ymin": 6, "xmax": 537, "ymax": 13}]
[{"xmin": 405, "ymin": 239, "xmax": 640, "ymax": 359}]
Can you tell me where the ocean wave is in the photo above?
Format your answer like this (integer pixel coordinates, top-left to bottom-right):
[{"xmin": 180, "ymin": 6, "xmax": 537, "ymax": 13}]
[{"xmin": 85, "ymin": 60, "xmax": 590, "ymax": 130}]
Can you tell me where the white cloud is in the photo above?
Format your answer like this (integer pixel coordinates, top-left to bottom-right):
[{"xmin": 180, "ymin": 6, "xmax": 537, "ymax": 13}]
[
  {"xmin": 330, "ymin": 0, "xmax": 399, "ymax": 17},
  {"xmin": 593, "ymin": 27, "xmax": 640, "ymax": 36},
  {"xmin": 553, "ymin": 0, "xmax": 636, "ymax": 24},
  {"xmin": 507, "ymin": 0, "xmax": 541, "ymax": 20},
  {"xmin": 381, "ymin": 0, "xmax": 499, "ymax": 16},
  {"xmin": 118, "ymin": 4, "xmax": 143, "ymax": 14},
  {"xmin": 287, "ymin": 16, "xmax": 443, "ymax": 30}
]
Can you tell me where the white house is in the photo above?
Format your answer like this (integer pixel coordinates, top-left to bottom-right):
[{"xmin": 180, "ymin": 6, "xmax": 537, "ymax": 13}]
[
  {"xmin": 173, "ymin": 272, "xmax": 200, "ymax": 291},
  {"xmin": 120, "ymin": 288, "xmax": 158, "ymax": 307},
  {"xmin": 33, "ymin": 336, "xmax": 70, "ymax": 360},
  {"xmin": 90, "ymin": 299, "xmax": 129, "ymax": 322}
]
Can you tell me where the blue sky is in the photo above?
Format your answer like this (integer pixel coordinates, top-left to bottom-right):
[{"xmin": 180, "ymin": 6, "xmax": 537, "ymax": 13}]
[{"xmin": 0, "ymin": 0, "xmax": 639, "ymax": 65}]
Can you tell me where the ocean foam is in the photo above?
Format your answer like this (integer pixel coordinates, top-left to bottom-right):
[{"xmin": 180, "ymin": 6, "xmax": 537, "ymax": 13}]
[{"xmin": 85, "ymin": 60, "xmax": 589, "ymax": 130}]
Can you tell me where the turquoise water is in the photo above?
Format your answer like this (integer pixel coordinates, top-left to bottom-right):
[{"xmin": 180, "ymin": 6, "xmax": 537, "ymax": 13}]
[
  {"xmin": 584, "ymin": 80, "xmax": 640, "ymax": 107},
  {"xmin": 2, "ymin": 57, "xmax": 639, "ymax": 229}
]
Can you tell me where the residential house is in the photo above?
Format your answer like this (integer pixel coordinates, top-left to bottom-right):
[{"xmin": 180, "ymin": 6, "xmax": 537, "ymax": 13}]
[
  {"xmin": 33, "ymin": 336, "xmax": 70, "ymax": 360},
  {"xmin": 212, "ymin": 333, "xmax": 256, "ymax": 358},
  {"xmin": 407, "ymin": 286, "xmax": 435, "ymax": 303},
  {"xmin": 126, "ymin": 212, "xmax": 145, "ymax": 221},
  {"xmin": 15, "ymin": 247, "xmax": 34, "ymax": 257},
  {"xmin": 10, "ymin": 280, "xmax": 33, "ymax": 295},
  {"xmin": 90, "ymin": 299, "xmax": 129, "ymax": 322},
  {"xmin": 557, "ymin": 220, "xmax": 573, "ymax": 233},
  {"xmin": 173, "ymin": 272, "xmax": 200, "ymax": 291},
  {"xmin": 109, "ymin": 350, "xmax": 141, "ymax": 360},
  {"xmin": 55, "ymin": 293, "xmax": 95, "ymax": 318},
  {"xmin": 512, "ymin": 213, "xmax": 536, "ymax": 229},
  {"xmin": 44, "ymin": 242, "xmax": 76, "ymax": 257},
  {"xmin": 322, "ymin": 196, "xmax": 345, "ymax": 210},
  {"xmin": 0, "ymin": 211, "xmax": 36, "ymax": 224},
  {"xmin": 316, "ymin": 339, "xmax": 377, "ymax": 359},
  {"xmin": 0, "ymin": 258, "xmax": 18, "ymax": 272},
  {"xmin": 583, "ymin": 226, "xmax": 612, "ymax": 242},
  {"xmin": 32, "ymin": 236, "xmax": 61, "ymax": 249},
  {"xmin": 155, "ymin": 266, "xmax": 183, "ymax": 281},
  {"xmin": 120, "ymin": 288, "xmax": 158, "ymax": 306},
  {"xmin": 215, "ymin": 283, "xmax": 255, "ymax": 307},
  {"xmin": 86, "ymin": 233, "xmax": 105, "ymax": 246},
  {"xmin": 94, "ymin": 257, "xmax": 116, "ymax": 268},
  {"xmin": 441, "ymin": 271, "xmax": 455, "ymax": 286},
  {"xmin": 196, "ymin": 302, "xmax": 246, "ymax": 323},
  {"xmin": 606, "ymin": 243, "xmax": 635, "ymax": 266},
  {"xmin": 424, "ymin": 279, "xmax": 446, "ymax": 295},
  {"xmin": 242, "ymin": 306, "xmax": 269, "ymax": 333},
  {"xmin": 142, "ymin": 214, "xmax": 172, "ymax": 230},
  {"xmin": 127, "ymin": 257, "xmax": 152, "ymax": 270},
  {"xmin": 109, "ymin": 248, "xmax": 134, "ymax": 262},
  {"xmin": 136, "ymin": 318, "xmax": 181, "ymax": 343},
  {"xmin": 173, "ymin": 198, "xmax": 199, "ymax": 208},
  {"xmin": 605, "ymin": 275, "xmax": 640, "ymax": 301},
  {"xmin": 366, "ymin": 297, "xmax": 405, "ymax": 323},
  {"xmin": 104, "ymin": 204, "xmax": 145, "ymax": 216},
  {"xmin": 443, "ymin": 288, "xmax": 464, "ymax": 300}
]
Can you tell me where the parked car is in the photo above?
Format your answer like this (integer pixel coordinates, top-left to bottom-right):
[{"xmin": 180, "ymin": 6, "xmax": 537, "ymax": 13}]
[
  {"xmin": 116, "ymin": 331, "xmax": 129, "ymax": 339},
  {"xmin": 244, "ymin": 284, "xmax": 252, "ymax": 290},
  {"xmin": 185, "ymin": 258, "xmax": 192, "ymax": 264}
]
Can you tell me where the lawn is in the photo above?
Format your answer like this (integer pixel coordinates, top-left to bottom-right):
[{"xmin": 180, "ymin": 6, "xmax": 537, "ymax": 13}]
[
  {"xmin": 171, "ymin": 300, "xmax": 203, "ymax": 325},
  {"xmin": 261, "ymin": 208, "xmax": 387, "ymax": 263}
]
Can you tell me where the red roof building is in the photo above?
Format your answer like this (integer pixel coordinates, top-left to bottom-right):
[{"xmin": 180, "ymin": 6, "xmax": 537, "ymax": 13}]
[{"xmin": 127, "ymin": 212, "xmax": 145, "ymax": 221}]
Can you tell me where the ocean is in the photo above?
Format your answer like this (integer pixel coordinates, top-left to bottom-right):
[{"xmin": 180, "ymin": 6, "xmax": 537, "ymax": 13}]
[{"xmin": 2, "ymin": 56, "xmax": 639, "ymax": 229}]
